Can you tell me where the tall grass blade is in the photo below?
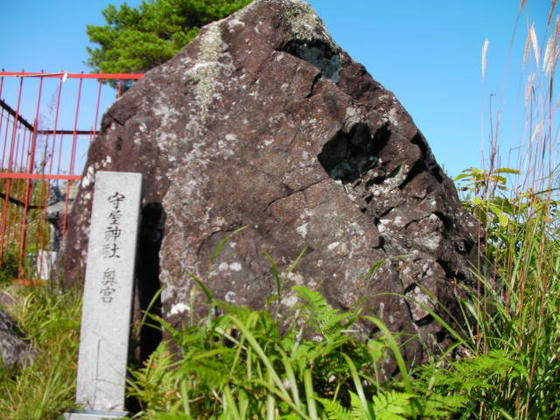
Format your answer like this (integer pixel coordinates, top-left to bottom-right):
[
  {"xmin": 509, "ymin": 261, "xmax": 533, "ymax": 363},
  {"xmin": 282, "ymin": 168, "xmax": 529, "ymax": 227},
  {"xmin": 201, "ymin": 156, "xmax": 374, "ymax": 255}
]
[
  {"xmin": 363, "ymin": 316, "xmax": 412, "ymax": 394},
  {"xmin": 303, "ymin": 368, "xmax": 318, "ymax": 420},
  {"xmin": 223, "ymin": 385, "xmax": 241, "ymax": 420},
  {"xmin": 342, "ymin": 354, "xmax": 375, "ymax": 420}
]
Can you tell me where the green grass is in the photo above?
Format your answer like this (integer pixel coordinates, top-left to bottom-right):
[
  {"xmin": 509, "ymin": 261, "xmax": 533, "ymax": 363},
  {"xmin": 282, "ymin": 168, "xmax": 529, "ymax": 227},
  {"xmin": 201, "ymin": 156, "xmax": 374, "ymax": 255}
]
[{"xmin": 0, "ymin": 284, "xmax": 82, "ymax": 419}]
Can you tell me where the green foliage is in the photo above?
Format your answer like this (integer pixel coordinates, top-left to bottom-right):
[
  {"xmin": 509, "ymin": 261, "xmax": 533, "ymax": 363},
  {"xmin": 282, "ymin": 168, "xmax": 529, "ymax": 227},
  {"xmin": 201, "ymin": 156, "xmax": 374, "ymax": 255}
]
[
  {"xmin": 86, "ymin": 0, "xmax": 253, "ymax": 82},
  {"xmin": 0, "ymin": 246, "xmax": 19, "ymax": 284},
  {"xmin": 438, "ymin": 166, "xmax": 560, "ymax": 419},
  {"xmin": 128, "ymin": 278, "xmax": 465, "ymax": 419},
  {"xmin": 0, "ymin": 285, "xmax": 82, "ymax": 419},
  {"xmin": 455, "ymin": 166, "xmax": 558, "ymax": 273}
]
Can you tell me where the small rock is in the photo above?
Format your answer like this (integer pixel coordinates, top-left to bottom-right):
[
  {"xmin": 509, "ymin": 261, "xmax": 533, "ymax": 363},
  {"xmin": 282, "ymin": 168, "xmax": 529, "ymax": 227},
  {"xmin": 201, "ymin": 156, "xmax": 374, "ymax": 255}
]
[{"xmin": 0, "ymin": 309, "xmax": 33, "ymax": 370}]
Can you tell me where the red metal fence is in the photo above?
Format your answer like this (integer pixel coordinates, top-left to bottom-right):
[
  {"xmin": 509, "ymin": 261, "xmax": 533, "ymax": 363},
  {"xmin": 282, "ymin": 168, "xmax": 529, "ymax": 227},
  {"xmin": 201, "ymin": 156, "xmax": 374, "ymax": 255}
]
[{"xmin": 0, "ymin": 71, "xmax": 142, "ymax": 283}]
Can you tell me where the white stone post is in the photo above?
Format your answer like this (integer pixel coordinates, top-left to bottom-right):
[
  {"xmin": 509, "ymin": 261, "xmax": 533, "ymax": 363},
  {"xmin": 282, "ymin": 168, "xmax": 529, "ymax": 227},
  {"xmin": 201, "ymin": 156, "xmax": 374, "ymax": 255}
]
[{"xmin": 65, "ymin": 171, "xmax": 142, "ymax": 419}]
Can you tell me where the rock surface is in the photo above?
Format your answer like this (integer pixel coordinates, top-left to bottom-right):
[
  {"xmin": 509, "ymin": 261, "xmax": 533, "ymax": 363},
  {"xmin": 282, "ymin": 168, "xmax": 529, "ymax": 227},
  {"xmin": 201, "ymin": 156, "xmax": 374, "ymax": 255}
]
[
  {"xmin": 59, "ymin": 0, "xmax": 480, "ymax": 369},
  {"xmin": 0, "ymin": 309, "xmax": 33, "ymax": 369}
]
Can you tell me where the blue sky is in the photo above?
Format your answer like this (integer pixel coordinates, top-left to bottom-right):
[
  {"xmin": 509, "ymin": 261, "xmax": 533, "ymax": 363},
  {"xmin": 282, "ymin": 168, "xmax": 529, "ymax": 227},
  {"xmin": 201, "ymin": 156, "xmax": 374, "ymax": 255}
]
[{"xmin": 0, "ymin": 0, "xmax": 552, "ymax": 178}]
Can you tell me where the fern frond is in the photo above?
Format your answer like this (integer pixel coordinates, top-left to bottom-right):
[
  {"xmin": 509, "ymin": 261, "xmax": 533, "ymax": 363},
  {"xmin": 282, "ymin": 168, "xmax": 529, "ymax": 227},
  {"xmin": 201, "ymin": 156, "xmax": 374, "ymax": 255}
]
[
  {"xmin": 416, "ymin": 393, "xmax": 468, "ymax": 418},
  {"xmin": 317, "ymin": 397, "xmax": 353, "ymax": 420},
  {"xmin": 372, "ymin": 390, "xmax": 414, "ymax": 420},
  {"xmin": 293, "ymin": 286, "xmax": 359, "ymax": 341}
]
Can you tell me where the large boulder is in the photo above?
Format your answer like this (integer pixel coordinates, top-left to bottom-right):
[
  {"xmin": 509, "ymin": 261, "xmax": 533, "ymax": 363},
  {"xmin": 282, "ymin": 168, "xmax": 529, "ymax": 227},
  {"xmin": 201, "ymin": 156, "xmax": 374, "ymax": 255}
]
[{"xmin": 59, "ymin": 0, "xmax": 480, "ymax": 369}]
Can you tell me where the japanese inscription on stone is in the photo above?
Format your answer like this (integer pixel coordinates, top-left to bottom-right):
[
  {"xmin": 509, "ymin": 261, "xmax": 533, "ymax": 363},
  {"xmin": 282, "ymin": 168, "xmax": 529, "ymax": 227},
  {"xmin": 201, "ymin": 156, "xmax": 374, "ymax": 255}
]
[
  {"xmin": 73, "ymin": 171, "xmax": 142, "ymax": 416},
  {"xmin": 99, "ymin": 192, "xmax": 126, "ymax": 303}
]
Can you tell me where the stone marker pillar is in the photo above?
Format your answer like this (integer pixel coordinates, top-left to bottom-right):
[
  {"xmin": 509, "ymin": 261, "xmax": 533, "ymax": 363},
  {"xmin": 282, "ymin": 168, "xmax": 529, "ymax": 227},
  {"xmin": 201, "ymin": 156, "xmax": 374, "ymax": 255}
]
[{"xmin": 65, "ymin": 171, "xmax": 142, "ymax": 420}]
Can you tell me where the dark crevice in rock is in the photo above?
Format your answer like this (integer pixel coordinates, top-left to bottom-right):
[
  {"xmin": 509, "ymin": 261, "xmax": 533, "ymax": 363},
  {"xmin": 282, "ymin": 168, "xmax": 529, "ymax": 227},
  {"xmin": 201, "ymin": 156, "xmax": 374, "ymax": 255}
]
[
  {"xmin": 398, "ymin": 159, "xmax": 426, "ymax": 191},
  {"xmin": 374, "ymin": 206, "xmax": 396, "ymax": 221},
  {"xmin": 370, "ymin": 124, "xmax": 392, "ymax": 156},
  {"xmin": 306, "ymin": 72, "xmax": 322, "ymax": 98},
  {"xmin": 136, "ymin": 203, "xmax": 165, "ymax": 360},
  {"xmin": 414, "ymin": 314, "xmax": 434, "ymax": 326},
  {"xmin": 265, "ymin": 177, "xmax": 329, "ymax": 214},
  {"xmin": 280, "ymin": 39, "xmax": 342, "ymax": 82},
  {"xmin": 434, "ymin": 211, "xmax": 453, "ymax": 230},
  {"xmin": 454, "ymin": 239, "xmax": 473, "ymax": 255},
  {"xmin": 365, "ymin": 174, "xmax": 386, "ymax": 188},
  {"xmin": 403, "ymin": 282, "xmax": 417, "ymax": 295},
  {"xmin": 410, "ymin": 133, "xmax": 443, "ymax": 183},
  {"xmin": 386, "ymin": 165, "xmax": 403, "ymax": 183},
  {"xmin": 409, "ymin": 132, "xmax": 428, "ymax": 157},
  {"xmin": 318, "ymin": 123, "xmax": 377, "ymax": 183},
  {"xmin": 437, "ymin": 258, "xmax": 467, "ymax": 282},
  {"xmin": 435, "ymin": 330, "xmax": 448, "ymax": 343}
]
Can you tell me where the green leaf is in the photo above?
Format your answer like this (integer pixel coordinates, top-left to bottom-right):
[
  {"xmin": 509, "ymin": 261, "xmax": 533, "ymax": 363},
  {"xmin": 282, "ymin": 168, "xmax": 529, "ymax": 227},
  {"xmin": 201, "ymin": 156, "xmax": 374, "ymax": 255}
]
[
  {"xmin": 372, "ymin": 390, "xmax": 414, "ymax": 420},
  {"xmin": 317, "ymin": 397, "xmax": 353, "ymax": 420},
  {"xmin": 493, "ymin": 167, "xmax": 520, "ymax": 175}
]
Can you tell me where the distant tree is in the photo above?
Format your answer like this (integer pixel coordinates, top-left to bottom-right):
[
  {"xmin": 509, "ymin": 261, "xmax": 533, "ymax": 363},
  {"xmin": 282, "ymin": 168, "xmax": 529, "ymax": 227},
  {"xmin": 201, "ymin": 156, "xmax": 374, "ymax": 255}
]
[{"xmin": 86, "ymin": 0, "xmax": 252, "ymax": 85}]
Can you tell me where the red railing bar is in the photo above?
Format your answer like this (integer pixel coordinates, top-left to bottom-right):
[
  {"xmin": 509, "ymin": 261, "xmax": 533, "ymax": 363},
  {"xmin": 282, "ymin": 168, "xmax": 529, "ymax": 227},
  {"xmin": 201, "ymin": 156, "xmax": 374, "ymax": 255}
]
[
  {"xmin": 69, "ymin": 78, "xmax": 83, "ymax": 177},
  {"xmin": 19, "ymin": 75, "xmax": 45, "ymax": 276},
  {"xmin": 0, "ymin": 74, "xmax": 25, "ymax": 265},
  {"xmin": 0, "ymin": 72, "xmax": 143, "ymax": 80},
  {"xmin": 7, "ymin": 77, "xmax": 24, "ymax": 172},
  {"xmin": 48, "ymin": 77, "xmax": 64, "ymax": 176},
  {"xmin": 49, "ymin": 79, "xmax": 64, "ymax": 172},
  {"xmin": 0, "ymin": 173, "xmax": 82, "ymax": 180},
  {"xmin": 93, "ymin": 79, "xmax": 103, "ymax": 137},
  {"xmin": 28, "ymin": 78, "xmax": 43, "ymax": 175}
]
